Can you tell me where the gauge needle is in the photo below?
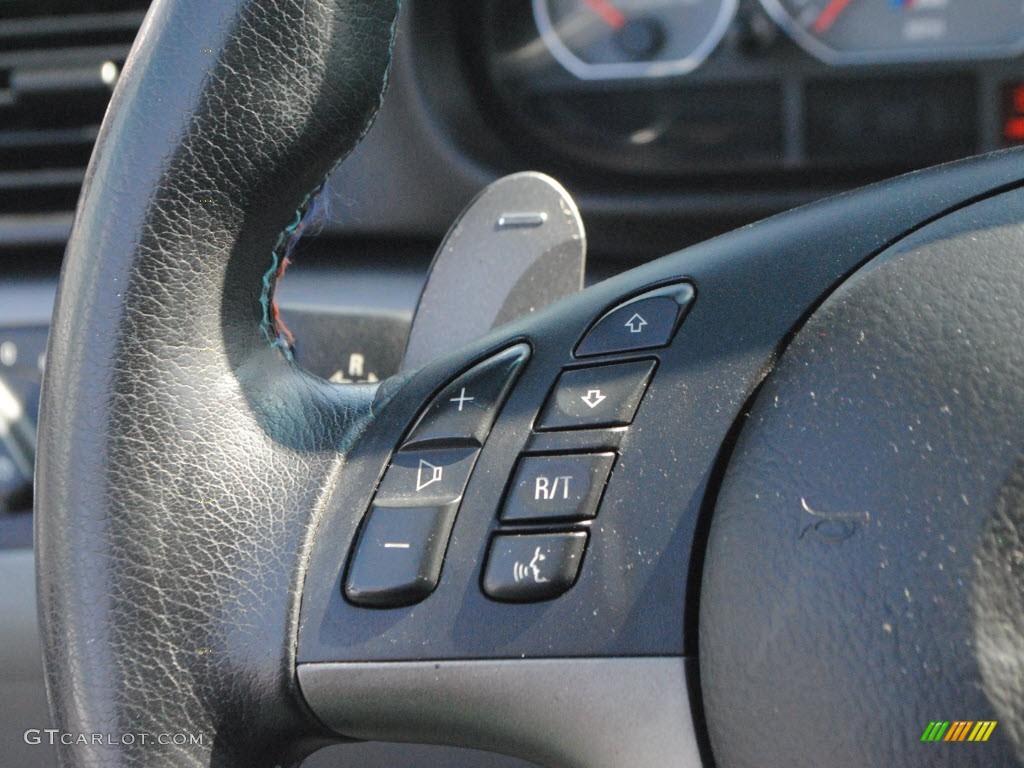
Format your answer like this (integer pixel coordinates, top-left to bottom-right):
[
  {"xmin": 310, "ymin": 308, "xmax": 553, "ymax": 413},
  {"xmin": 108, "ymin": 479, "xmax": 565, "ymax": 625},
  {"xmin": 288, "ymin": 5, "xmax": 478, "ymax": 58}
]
[
  {"xmin": 812, "ymin": 0, "xmax": 856, "ymax": 34},
  {"xmin": 582, "ymin": 0, "xmax": 627, "ymax": 30}
]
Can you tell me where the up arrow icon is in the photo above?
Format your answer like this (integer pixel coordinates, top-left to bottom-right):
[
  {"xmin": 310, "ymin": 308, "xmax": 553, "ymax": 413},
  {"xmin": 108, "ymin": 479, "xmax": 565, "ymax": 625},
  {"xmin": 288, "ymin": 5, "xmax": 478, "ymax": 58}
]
[{"xmin": 625, "ymin": 313, "xmax": 648, "ymax": 334}]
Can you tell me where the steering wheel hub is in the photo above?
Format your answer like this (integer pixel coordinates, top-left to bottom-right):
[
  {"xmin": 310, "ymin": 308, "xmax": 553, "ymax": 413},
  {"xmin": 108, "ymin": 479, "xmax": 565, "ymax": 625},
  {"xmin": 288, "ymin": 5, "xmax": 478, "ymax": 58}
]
[{"xmin": 701, "ymin": 187, "xmax": 1024, "ymax": 767}]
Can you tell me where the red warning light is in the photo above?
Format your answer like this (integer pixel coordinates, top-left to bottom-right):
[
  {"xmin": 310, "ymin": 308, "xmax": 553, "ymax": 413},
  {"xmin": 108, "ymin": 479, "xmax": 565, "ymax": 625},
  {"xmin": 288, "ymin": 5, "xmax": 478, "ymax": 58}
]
[
  {"xmin": 1005, "ymin": 117, "xmax": 1024, "ymax": 143},
  {"xmin": 1002, "ymin": 83, "xmax": 1024, "ymax": 146}
]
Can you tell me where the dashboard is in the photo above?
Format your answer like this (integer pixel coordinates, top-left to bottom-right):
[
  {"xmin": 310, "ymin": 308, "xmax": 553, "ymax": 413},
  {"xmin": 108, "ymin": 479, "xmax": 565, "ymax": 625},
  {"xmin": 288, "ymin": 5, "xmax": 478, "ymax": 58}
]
[
  {"xmin": 477, "ymin": 0, "xmax": 1024, "ymax": 180},
  {"xmin": 1, "ymin": 0, "xmax": 1023, "ymax": 766},
  {"xmin": 5, "ymin": 0, "xmax": 1024, "ymax": 527}
]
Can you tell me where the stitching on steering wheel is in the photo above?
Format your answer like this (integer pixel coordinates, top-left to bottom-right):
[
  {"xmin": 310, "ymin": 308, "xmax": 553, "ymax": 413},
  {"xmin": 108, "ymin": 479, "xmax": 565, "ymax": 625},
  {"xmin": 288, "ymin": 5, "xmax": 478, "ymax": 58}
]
[
  {"xmin": 261, "ymin": 190, "xmax": 318, "ymax": 355},
  {"xmin": 258, "ymin": 5, "xmax": 401, "ymax": 355}
]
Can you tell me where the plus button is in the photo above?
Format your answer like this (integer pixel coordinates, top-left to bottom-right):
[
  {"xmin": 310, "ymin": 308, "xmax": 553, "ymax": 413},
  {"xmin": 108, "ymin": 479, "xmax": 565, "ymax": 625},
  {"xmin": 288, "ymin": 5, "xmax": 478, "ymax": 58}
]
[{"xmin": 449, "ymin": 387, "xmax": 475, "ymax": 412}]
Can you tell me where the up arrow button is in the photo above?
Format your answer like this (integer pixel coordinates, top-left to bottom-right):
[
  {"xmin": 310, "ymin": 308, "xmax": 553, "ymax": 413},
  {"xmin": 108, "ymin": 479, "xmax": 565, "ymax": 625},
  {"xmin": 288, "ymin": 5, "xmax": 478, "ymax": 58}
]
[
  {"xmin": 624, "ymin": 313, "xmax": 648, "ymax": 333},
  {"xmin": 575, "ymin": 283, "xmax": 694, "ymax": 358}
]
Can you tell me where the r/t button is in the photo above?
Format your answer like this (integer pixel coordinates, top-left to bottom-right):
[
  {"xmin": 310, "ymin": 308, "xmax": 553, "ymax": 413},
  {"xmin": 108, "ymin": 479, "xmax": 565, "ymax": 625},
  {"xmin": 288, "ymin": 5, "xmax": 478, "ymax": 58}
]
[{"xmin": 501, "ymin": 453, "xmax": 616, "ymax": 523}]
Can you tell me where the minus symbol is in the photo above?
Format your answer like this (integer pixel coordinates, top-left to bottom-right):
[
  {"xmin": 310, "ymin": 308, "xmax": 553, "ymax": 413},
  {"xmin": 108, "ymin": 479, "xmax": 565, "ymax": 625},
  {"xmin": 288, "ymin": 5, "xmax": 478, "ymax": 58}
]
[
  {"xmin": 383, "ymin": 542, "xmax": 411, "ymax": 549},
  {"xmin": 497, "ymin": 212, "xmax": 547, "ymax": 229}
]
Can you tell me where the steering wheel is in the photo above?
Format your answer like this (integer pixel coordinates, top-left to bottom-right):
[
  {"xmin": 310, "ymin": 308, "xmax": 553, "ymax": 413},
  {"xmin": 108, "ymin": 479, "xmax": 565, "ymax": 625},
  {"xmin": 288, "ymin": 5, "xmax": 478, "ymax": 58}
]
[{"xmin": 34, "ymin": 0, "xmax": 1024, "ymax": 766}]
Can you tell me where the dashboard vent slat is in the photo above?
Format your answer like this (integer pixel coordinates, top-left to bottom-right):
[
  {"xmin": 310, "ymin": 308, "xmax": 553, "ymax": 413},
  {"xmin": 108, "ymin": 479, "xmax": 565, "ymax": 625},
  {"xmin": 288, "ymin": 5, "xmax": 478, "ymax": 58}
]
[
  {"xmin": 0, "ymin": 2, "xmax": 146, "ymax": 218},
  {"xmin": 0, "ymin": 11, "xmax": 144, "ymax": 53},
  {"xmin": 0, "ymin": 1, "xmax": 148, "ymax": 21}
]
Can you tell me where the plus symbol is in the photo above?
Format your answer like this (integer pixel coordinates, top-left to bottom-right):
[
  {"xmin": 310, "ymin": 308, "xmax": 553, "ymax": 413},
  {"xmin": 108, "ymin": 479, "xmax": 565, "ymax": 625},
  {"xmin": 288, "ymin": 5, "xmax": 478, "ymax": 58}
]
[{"xmin": 450, "ymin": 387, "xmax": 475, "ymax": 412}]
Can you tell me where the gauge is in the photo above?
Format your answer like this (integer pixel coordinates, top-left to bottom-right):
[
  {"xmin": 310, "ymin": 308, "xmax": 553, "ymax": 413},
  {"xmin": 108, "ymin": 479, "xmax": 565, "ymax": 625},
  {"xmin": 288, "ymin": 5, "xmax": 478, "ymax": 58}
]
[
  {"xmin": 761, "ymin": 0, "xmax": 1024, "ymax": 64},
  {"xmin": 533, "ymin": 0, "xmax": 738, "ymax": 80}
]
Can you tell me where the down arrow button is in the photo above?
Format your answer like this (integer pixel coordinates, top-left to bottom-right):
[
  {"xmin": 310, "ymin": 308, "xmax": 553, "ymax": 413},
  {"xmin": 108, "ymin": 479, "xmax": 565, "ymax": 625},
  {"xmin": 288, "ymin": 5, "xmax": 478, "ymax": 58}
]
[{"xmin": 536, "ymin": 360, "xmax": 657, "ymax": 431}]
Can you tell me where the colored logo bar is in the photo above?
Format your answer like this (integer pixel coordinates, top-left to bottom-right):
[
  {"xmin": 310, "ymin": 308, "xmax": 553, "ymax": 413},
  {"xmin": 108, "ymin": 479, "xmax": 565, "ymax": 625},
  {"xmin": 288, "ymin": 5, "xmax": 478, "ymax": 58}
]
[{"xmin": 921, "ymin": 721, "xmax": 997, "ymax": 743}]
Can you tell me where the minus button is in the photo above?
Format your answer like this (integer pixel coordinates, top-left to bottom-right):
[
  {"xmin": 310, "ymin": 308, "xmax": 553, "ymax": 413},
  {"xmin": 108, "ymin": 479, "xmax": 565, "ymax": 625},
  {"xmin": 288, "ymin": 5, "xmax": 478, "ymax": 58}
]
[{"xmin": 345, "ymin": 504, "xmax": 460, "ymax": 608}]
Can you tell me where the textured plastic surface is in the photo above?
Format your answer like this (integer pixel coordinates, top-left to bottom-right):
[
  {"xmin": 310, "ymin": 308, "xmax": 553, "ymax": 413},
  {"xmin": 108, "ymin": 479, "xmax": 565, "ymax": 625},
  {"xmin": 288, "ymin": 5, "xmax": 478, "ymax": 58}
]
[
  {"xmin": 298, "ymin": 658, "xmax": 703, "ymax": 768},
  {"xmin": 701, "ymin": 187, "xmax": 1024, "ymax": 767}
]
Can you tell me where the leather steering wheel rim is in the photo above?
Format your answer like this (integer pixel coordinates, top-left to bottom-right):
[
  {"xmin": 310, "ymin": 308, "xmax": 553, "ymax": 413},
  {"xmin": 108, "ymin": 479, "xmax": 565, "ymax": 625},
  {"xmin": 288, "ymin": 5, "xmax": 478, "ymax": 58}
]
[{"xmin": 35, "ymin": 0, "xmax": 398, "ymax": 764}]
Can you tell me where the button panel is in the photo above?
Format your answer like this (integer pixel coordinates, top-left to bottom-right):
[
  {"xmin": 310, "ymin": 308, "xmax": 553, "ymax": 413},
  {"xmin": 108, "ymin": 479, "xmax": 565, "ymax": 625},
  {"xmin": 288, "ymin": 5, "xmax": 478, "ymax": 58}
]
[
  {"xmin": 342, "ymin": 283, "xmax": 690, "ymax": 609},
  {"xmin": 536, "ymin": 360, "xmax": 657, "ymax": 431},
  {"xmin": 501, "ymin": 452, "xmax": 616, "ymax": 523},
  {"xmin": 575, "ymin": 283, "xmax": 694, "ymax": 358},
  {"xmin": 345, "ymin": 504, "xmax": 458, "ymax": 607},
  {"xmin": 343, "ymin": 345, "xmax": 529, "ymax": 609},
  {"xmin": 482, "ymin": 532, "xmax": 588, "ymax": 602},
  {"xmin": 403, "ymin": 344, "xmax": 529, "ymax": 448}
]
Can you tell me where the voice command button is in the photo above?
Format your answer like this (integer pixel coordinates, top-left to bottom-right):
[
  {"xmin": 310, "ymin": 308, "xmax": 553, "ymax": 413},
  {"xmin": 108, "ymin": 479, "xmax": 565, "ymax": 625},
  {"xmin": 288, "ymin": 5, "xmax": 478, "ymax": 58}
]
[{"xmin": 482, "ymin": 531, "xmax": 588, "ymax": 603}]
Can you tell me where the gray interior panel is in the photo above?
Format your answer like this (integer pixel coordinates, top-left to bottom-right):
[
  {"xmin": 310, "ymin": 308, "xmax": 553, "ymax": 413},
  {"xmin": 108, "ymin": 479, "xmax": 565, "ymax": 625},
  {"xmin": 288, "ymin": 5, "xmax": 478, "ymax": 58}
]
[
  {"xmin": 299, "ymin": 658, "xmax": 701, "ymax": 768},
  {"xmin": 0, "ymin": 551, "xmax": 56, "ymax": 767}
]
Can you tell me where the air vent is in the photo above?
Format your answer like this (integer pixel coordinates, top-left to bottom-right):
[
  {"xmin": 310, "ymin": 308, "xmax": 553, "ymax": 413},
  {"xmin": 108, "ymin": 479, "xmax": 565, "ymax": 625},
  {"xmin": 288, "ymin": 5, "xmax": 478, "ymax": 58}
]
[{"xmin": 0, "ymin": 0, "xmax": 147, "ymax": 220}]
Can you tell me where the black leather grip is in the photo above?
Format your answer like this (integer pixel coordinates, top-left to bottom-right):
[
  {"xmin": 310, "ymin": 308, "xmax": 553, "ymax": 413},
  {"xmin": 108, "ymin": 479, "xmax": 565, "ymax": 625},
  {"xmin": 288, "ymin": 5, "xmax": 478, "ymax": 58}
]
[{"xmin": 35, "ymin": 0, "xmax": 398, "ymax": 765}]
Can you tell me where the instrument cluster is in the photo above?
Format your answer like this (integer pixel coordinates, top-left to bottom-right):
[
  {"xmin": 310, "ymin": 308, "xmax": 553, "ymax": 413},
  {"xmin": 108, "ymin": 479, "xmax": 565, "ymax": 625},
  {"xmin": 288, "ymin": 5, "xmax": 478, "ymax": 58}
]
[{"xmin": 480, "ymin": 0, "xmax": 1024, "ymax": 179}]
